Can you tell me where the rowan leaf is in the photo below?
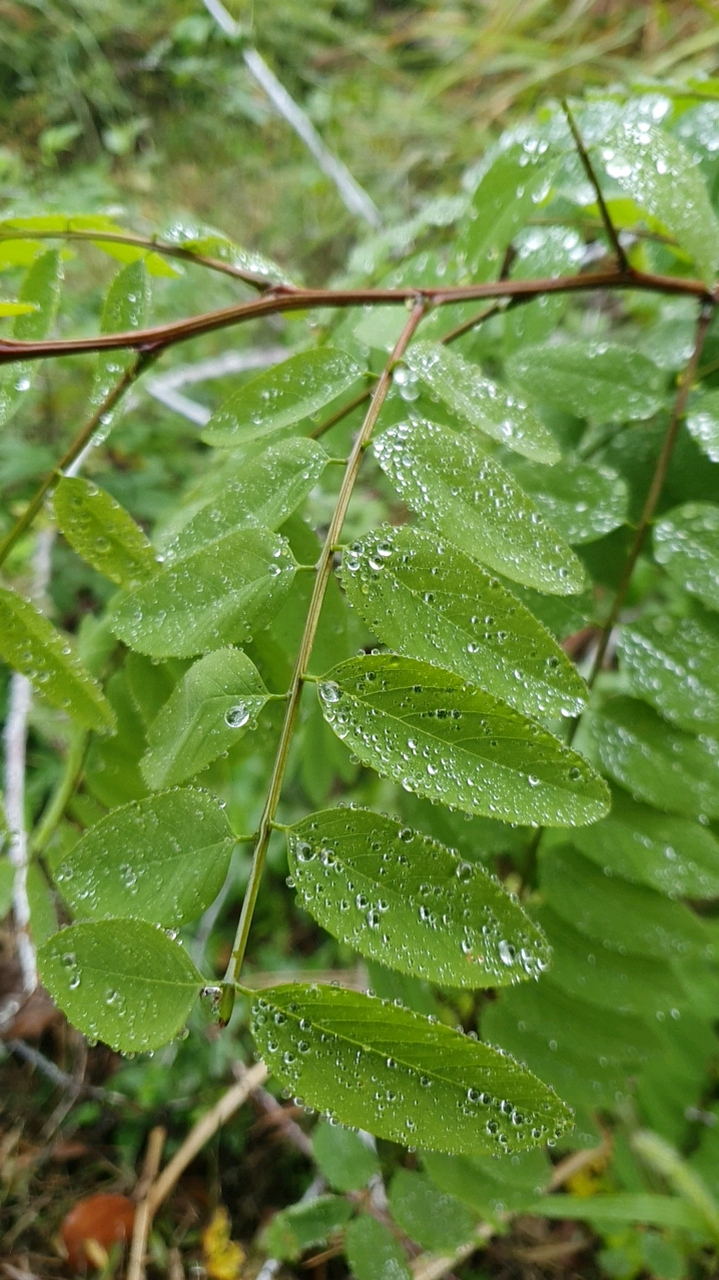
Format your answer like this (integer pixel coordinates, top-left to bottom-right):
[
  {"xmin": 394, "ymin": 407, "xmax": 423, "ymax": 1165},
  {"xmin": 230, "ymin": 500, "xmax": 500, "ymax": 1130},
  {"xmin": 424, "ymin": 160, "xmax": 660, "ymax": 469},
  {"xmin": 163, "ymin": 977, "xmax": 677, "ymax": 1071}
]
[{"xmin": 53, "ymin": 477, "xmax": 159, "ymax": 590}]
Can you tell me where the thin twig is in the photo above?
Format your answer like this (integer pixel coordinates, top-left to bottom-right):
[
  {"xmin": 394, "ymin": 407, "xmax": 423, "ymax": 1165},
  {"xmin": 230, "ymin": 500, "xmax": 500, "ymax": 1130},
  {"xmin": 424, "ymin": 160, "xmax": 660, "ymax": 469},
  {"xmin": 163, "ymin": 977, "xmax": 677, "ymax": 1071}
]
[
  {"xmin": 582, "ymin": 299, "xmax": 715, "ymax": 698},
  {"xmin": 127, "ymin": 1126, "xmax": 167, "ymax": 1280},
  {"xmin": 219, "ymin": 300, "xmax": 428, "ymax": 1022},
  {"xmin": 5, "ymin": 1038, "xmax": 129, "ymax": 1106},
  {"xmin": 562, "ymin": 101, "xmax": 630, "ymax": 273}
]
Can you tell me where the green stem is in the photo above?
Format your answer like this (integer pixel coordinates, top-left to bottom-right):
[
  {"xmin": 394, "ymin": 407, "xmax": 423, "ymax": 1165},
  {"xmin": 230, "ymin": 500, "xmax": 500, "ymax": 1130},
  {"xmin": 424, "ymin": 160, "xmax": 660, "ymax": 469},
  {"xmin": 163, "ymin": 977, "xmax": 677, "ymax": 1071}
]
[
  {"xmin": 218, "ymin": 299, "xmax": 428, "ymax": 1024},
  {"xmin": 0, "ymin": 350, "xmax": 156, "ymax": 573},
  {"xmin": 30, "ymin": 728, "xmax": 88, "ymax": 855}
]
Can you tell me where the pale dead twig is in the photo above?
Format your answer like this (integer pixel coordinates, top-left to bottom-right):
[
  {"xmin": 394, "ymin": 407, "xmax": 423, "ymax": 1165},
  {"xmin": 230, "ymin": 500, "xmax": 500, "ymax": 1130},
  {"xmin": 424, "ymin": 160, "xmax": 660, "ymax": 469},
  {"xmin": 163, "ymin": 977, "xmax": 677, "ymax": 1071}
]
[
  {"xmin": 410, "ymin": 1224, "xmax": 494, "ymax": 1280},
  {"xmin": 126, "ymin": 1126, "xmax": 167, "ymax": 1280}
]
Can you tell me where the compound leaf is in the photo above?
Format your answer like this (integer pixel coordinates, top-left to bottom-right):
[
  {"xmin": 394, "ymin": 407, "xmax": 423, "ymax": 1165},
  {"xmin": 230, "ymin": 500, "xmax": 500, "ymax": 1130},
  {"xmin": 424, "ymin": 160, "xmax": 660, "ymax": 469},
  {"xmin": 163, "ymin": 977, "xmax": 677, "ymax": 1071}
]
[
  {"xmin": 53, "ymin": 477, "xmax": 159, "ymax": 590},
  {"xmin": 141, "ymin": 648, "xmax": 271, "ymax": 789},
  {"xmin": 38, "ymin": 919, "xmax": 202, "ymax": 1052},
  {"xmin": 374, "ymin": 420, "xmax": 586, "ymax": 595},
  {"xmin": 249, "ymin": 983, "xmax": 573, "ymax": 1155},
  {"xmin": 287, "ymin": 807, "xmax": 551, "ymax": 987},
  {"xmin": 109, "ymin": 526, "xmax": 296, "ymax": 658},
  {"xmin": 317, "ymin": 655, "xmax": 608, "ymax": 827},
  {"xmin": 0, "ymin": 587, "xmax": 114, "ymax": 732},
  {"xmin": 54, "ymin": 787, "xmax": 234, "ymax": 925},
  {"xmin": 340, "ymin": 525, "xmax": 587, "ymax": 721},
  {"xmin": 454, "ymin": 143, "xmax": 560, "ymax": 281}
]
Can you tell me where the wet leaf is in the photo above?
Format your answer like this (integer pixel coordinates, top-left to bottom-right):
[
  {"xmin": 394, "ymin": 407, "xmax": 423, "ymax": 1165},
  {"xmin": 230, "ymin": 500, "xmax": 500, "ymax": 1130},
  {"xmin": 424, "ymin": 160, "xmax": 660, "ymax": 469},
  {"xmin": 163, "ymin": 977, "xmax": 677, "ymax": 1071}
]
[
  {"xmin": 422, "ymin": 1148, "xmax": 548, "ymax": 1219},
  {"xmin": 340, "ymin": 525, "xmax": 587, "ymax": 721},
  {"xmin": 506, "ymin": 341, "xmax": 665, "ymax": 422},
  {"xmin": 54, "ymin": 788, "xmax": 234, "ymax": 925},
  {"xmin": 345, "ymin": 1214, "xmax": 411, "ymax": 1280},
  {"xmin": 530, "ymin": 1193, "xmax": 709, "ymax": 1235},
  {"xmin": 109, "ymin": 526, "xmax": 296, "ymax": 658},
  {"xmin": 571, "ymin": 785, "xmax": 719, "ymax": 899},
  {"xmin": 535, "ymin": 904, "xmax": 687, "ymax": 1019},
  {"xmin": 312, "ymin": 1120, "xmax": 380, "ymax": 1192},
  {"xmin": 388, "ymin": 1168, "xmax": 477, "ymax": 1252},
  {"xmin": 141, "ymin": 648, "xmax": 271, "ymax": 788},
  {"xmin": 618, "ymin": 606, "xmax": 719, "ymax": 735},
  {"xmin": 0, "ymin": 249, "xmax": 62, "ymax": 426},
  {"xmin": 374, "ymin": 420, "xmax": 586, "ymax": 595},
  {"xmin": 88, "ymin": 261, "xmax": 151, "ymax": 431},
  {"xmin": 454, "ymin": 142, "xmax": 560, "ymax": 281},
  {"xmin": 38, "ymin": 919, "xmax": 202, "ymax": 1052},
  {"xmin": 171, "ymin": 230, "xmax": 291, "ymax": 286},
  {"xmin": 504, "ymin": 225, "xmax": 585, "ymax": 351},
  {"xmin": 249, "ymin": 983, "xmax": 574, "ymax": 1155},
  {"xmin": 287, "ymin": 807, "xmax": 551, "ymax": 987},
  {"xmin": 586, "ymin": 695, "xmax": 719, "ymax": 819},
  {"xmin": 53, "ymin": 477, "xmax": 159, "ymax": 590},
  {"xmin": 654, "ymin": 503, "xmax": 719, "ymax": 613},
  {"xmin": 539, "ymin": 843, "xmax": 710, "ymax": 960},
  {"xmin": 686, "ymin": 389, "xmax": 719, "ymax": 463},
  {"xmin": 596, "ymin": 120, "xmax": 719, "ymax": 285},
  {"xmin": 259, "ymin": 1195, "xmax": 352, "ymax": 1263},
  {"xmin": 201, "ymin": 348, "xmax": 364, "ymax": 446},
  {"xmin": 506, "ymin": 456, "xmax": 628, "ymax": 545},
  {"xmin": 317, "ymin": 654, "xmax": 608, "ymax": 827},
  {"xmin": 0, "ymin": 587, "xmax": 114, "ymax": 732},
  {"xmin": 158, "ymin": 437, "xmax": 328, "ymax": 554},
  {"xmin": 402, "ymin": 341, "xmax": 560, "ymax": 463}
]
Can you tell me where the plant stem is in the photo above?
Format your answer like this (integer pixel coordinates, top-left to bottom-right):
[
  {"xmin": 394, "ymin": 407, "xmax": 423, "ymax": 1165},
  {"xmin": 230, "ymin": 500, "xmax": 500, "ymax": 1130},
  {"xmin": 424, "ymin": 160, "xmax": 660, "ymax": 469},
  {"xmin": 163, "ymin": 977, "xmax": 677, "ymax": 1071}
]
[
  {"xmin": 218, "ymin": 299, "xmax": 427, "ymax": 1024},
  {"xmin": 30, "ymin": 727, "xmax": 88, "ymax": 856},
  {"xmin": 0, "ymin": 350, "xmax": 155, "ymax": 572},
  {"xmin": 582, "ymin": 299, "xmax": 715, "ymax": 698},
  {"xmin": 562, "ymin": 100, "xmax": 630, "ymax": 273}
]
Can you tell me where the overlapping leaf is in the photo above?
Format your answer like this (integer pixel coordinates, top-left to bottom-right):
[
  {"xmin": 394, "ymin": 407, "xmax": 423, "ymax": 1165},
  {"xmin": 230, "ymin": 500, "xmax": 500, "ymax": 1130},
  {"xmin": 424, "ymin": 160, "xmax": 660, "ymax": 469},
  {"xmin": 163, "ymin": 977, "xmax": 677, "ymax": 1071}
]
[
  {"xmin": 317, "ymin": 654, "xmax": 608, "ymax": 826},
  {"xmin": 54, "ymin": 788, "xmax": 234, "ymax": 925},
  {"xmin": 402, "ymin": 341, "xmax": 560, "ymax": 463},
  {"xmin": 54, "ymin": 477, "xmax": 159, "ymax": 590},
  {"xmin": 374, "ymin": 420, "xmax": 586, "ymax": 594},
  {"xmin": 506, "ymin": 341, "xmax": 665, "ymax": 422},
  {"xmin": 454, "ymin": 142, "xmax": 560, "ymax": 281},
  {"xmin": 141, "ymin": 648, "xmax": 271, "ymax": 789},
  {"xmin": 201, "ymin": 348, "xmax": 364, "ymax": 446},
  {"xmin": 654, "ymin": 503, "xmax": 719, "ymax": 612},
  {"xmin": 618, "ymin": 607, "xmax": 719, "ymax": 735},
  {"xmin": 250, "ymin": 983, "xmax": 573, "ymax": 1155},
  {"xmin": 340, "ymin": 525, "xmax": 587, "ymax": 720},
  {"xmin": 109, "ymin": 526, "xmax": 296, "ymax": 658},
  {"xmin": 38, "ymin": 919, "xmax": 203, "ymax": 1052},
  {"xmin": 686, "ymin": 389, "xmax": 719, "ymax": 464},
  {"xmin": 0, "ymin": 588, "xmax": 114, "ymax": 732},
  {"xmin": 0, "ymin": 249, "xmax": 62, "ymax": 426},
  {"xmin": 506, "ymin": 456, "xmax": 628, "ymax": 544},
  {"xmin": 286, "ymin": 807, "xmax": 551, "ymax": 987}
]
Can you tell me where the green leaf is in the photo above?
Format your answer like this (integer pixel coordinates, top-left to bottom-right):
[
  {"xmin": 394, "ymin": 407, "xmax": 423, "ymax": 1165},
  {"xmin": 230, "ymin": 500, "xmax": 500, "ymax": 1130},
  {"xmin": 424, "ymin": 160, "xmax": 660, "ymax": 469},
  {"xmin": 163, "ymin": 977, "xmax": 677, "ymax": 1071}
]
[
  {"xmin": 535, "ymin": 904, "xmax": 688, "ymax": 1019},
  {"xmin": 141, "ymin": 648, "xmax": 271, "ymax": 789},
  {"xmin": 27, "ymin": 861, "xmax": 57, "ymax": 946},
  {"xmin": 109, "ymin": 526, "xmax": 296, "ymax": 658},
  {"xmin": 506, "ymin": 341, "xmax": 665, "ymax": 422},
  {"xmin": 505, "ymin": 456, "xmax": 628, "ymax": 545},
  {"xmin": 596, "ymin": 120, "xmax": 719, "ymax": 285},
  {"xmin": 374, "ymin": 420, "xmax": 586, "ymax": 595},
  {"xmin": 159, "ymin": 438, "xmax": 328, "ymax": 559},
  {"xmin": 388, "ymin": 1169, "xmax": 477, "ymax": 1253},
  {"xmin": 422, "ymin": 1148, "xmax": 548, "ymax": 1219},
  {"xmin": 529, "ymin": 1193, "xmax": 710, "ymax": 1235},
  {"xmin": 287, "ymin": 807, "xmax": 551, "ymax": 987},
  {"xmin": 0, "ymin": 249, "xmax": 62, "ymax": 426},
  {"xmin": 504, "ymin": 226, "xmax": 584, "ymax": 352},
  {"xmin": 201, "ymin": 348, "xmax": 364, "ymax": 447},
  {"xmin": 250, "ymin": 984, "xmax": 573, "ymax": 1155},
  {"xmin": 317, "ymin": 655, "xmax": 609, "ymax": 827},
  {"xmin": 53, "ymin": 788, "xmax": 234, "ymax": 926},
  {"xmin": 84, "ymin": 670, "xmax": 148, "ymax": 808},
  {"xmin": 89, "ymin": 261, "xmax": 151, "ymax": 425},
  {"xmin": 38, "ymin": 919, "xmax": 202, "ymax": 1052},
  {"xmin": 454, "ymin": 142, "xmax": 559, "ymax": 281},
  {"xmin": 340, "ymin": 525, "xmax": 586, "ymax": 721},
  {"xmin": 654, "ymin": 503, "xmax": 719, "ymax": 613},
  {"xmin": 539, "ymin": 842, "xmax": 710, "ymax": 960},
  {"xmin": 53, "ymin": 477, "xmax": 159, "ymax": 590},
  {"xmin": 0, "ymin": 587, "xmax": 114, "ymax": 732},
  {"xmin": 572, "ymin": 784, "xmax": 719, "ymax": 899},
  {"xmin": 686, "ymin": 389, "xmax": 719, "ymax": 463},
  {"xmin": 260, "ymin": 1197, "xmax": 352, "ymax": 1263},
  {"xmin": 618, "ymin": 607, "xmax": 719, "ymax": 736},
  {"xmin": 344, "ymin": 1215, "xmax": 411, "ymax": 1280},
  {"xmin": 586, "ymin": 695, "xmax": 719, "ymax": 819},
  {"xmin": 402, "ymin": 341, "xmax": 560, "ymax": 463},
  {"xmin": 162, "ymin": 226, "xmax": 292, "ymax": 286},
  {"xmin": 312, "ymin": 1120, "xmax": 380, "ymax": 1192}
]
